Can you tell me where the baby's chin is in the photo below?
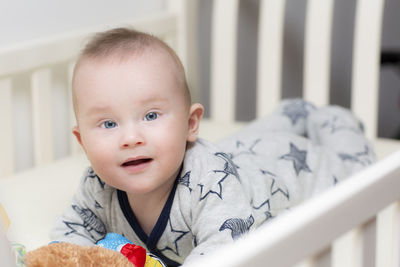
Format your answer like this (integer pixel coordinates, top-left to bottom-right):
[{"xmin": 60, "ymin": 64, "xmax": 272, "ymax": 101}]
[{"xmin": 122, "ymin": 179, "xmax": 176, "ymax": 198}]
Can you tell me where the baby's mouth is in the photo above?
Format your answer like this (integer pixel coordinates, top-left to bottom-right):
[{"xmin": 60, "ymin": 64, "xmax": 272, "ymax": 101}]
[{"xmin": 122, "ymin": 158, "xmax": 153, "ymax": 167}]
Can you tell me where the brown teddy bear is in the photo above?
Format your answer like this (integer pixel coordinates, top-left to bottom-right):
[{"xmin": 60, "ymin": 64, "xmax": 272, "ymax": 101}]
[{"xmin": 24, "ymin": 242, "xmax": 136, "ymax": 267}]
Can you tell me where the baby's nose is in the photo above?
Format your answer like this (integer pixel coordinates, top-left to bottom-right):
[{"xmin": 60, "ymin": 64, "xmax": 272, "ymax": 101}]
[{"xmin": 120, "ymin": 127, "xmax": 145, "ymax": 148}]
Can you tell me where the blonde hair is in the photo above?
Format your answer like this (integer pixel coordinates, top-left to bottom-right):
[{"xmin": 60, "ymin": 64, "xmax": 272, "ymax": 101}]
[{"xmin": 73, "ymin": 27, "xmax": 191, "ymax": 108}]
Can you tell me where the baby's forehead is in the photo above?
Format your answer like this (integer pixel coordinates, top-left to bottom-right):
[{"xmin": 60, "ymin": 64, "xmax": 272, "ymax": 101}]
[{"xmin": 73, "ymin": 47, "xmax": 190, "ymax": 105}]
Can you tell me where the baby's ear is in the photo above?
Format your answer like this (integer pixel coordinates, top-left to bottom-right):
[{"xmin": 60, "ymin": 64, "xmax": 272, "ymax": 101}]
[
  {"xmin": 187, "ymin": 103, "xmax": 204, "ymax": 142},
  {"xmin": 72, "ymin": 126, "xmax": 84, "ymax": 148}
]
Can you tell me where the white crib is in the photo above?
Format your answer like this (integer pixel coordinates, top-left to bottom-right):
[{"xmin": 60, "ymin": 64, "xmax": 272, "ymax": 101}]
[{"xmin": 0, "ymin": 0, "xmax": 400, "ymax": 266}]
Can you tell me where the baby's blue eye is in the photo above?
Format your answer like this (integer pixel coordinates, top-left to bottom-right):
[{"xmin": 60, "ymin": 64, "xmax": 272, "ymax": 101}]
[
  {"xmin": 145, "ymin": 112, "xmax": 158, "ymax": 121},
  {"xmin": 102, "ymin": 120, "xmax": 117, "ymax": 129}
]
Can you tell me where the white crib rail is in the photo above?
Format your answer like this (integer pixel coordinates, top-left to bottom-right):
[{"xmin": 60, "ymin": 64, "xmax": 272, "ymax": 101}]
[
  {"xmin": 186, "ymin": 150, "xmax": 400, "ymax": 267},
  {"xmin": 0, "ymin": 12, "xmax": 178, "ymax": 177}
]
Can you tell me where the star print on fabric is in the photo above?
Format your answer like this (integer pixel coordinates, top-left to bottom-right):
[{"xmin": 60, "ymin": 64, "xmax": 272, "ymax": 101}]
[
  {"xmin": 260, "ymin": 169, "xmax": 290, "ymax": 200},
  {"xmin": 197, "ymin": 152, "xmax": 240, "ymax": 201},
  {"xmin": 94, "ymin": 200, "xmax": 103, "ymax": 209},
  {"xmin": 84, "ymin": 168, "xmax": 105, "ymax": 189},
  {"xmin": 251, "ymin": 197, "xmax": 275, "ymax": 223},
  {"xmin": 219, "ymin": 215, "xmax": 254, "ymax": 240},
  {"xmin": 320, "ymin": 116, "xmax": 361, "ymax": 134},
  {"xmin": 159, "ymin": 218, "xmax": 190, "ymax": 256},
  {"xmin": 214, "ymin": 152, "xmax": 240, "ymax": 180},
  {"xmin": 358, "ymin": 121, "xmax": 365, "ymax": 133},
  {"xmin": 260, "ymin": 169, "xmax": 275, "ymax": 176},
  {"xmin": 250, "ymin": 171, "xmax": 289, "ymax": 223},
  {"xmin": 280, "ymin": 143, "xmax": 312, "ymax": 176},
  {"xmin": 236, "ymin": 140, "xmax": 245, "ymax": 148},
  {"xmin": 63, "ymin": 221, "xmax": 99, "ymax": 242},
  {"xmin": 179, "ymin": 171, "xmax": 192, "ymax": 192},
  {"xmin": 63, "ymin": 205, "xmax": 106, "ymax": 242},
  {"xmin": 232, "ymin": 139, "xmax": 261, "ymax": 158},
  {"xmin": 338, "ymin": 145, "xmax": 373, "ymax": 166},
  {"xmin": 270, "ymin": 177, "xmax": 290, "ymax": 200},
  {"xmin": 251, "ymin": 198, "xmax": 271, "ymax": 212},
  {"xmin": 282, "ymin": 99, "xmax": 315, "ymax": 125},
  {"xmin": 252, "ymin": 171, "xmax": 274, "ymax": 215},
  {"xmin": 72, "ymin": 205, "xmax": 106, "ymax": 234},
  {"xmin": 193, "ymin": 235, "xmax": 198, "ymax": 247},
  {"xmin": 197, "ymin": 174, "xmax": 228, "ymax": 201}
]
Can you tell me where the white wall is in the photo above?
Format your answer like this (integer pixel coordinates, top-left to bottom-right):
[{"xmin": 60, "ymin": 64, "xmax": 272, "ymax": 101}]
[{"xmin": 0, "ymin": 0, "xmax": 165, "ymax": 47}]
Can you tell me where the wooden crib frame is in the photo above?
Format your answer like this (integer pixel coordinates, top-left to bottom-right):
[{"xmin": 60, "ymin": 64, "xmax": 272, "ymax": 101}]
[{"xmin": 1, "ymin": 0, "xmax": 400, "ymax": 266}]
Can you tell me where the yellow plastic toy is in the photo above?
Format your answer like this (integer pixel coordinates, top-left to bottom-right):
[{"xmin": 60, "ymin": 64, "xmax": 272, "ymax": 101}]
[{"xmin": 0, "ymin": 203, "xmax": 16, "ymax": 267}]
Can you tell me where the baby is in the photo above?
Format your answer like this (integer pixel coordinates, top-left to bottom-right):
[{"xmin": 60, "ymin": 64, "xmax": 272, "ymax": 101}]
[{"xmin": 51, "ymin": 28, "xmax": 375, "ymax": 266}]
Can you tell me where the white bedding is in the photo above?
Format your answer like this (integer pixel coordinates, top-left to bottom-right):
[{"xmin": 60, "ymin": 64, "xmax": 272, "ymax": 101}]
[{"xmin": 0, "ymin": 154, "xmax": 88, "ymax": 250}]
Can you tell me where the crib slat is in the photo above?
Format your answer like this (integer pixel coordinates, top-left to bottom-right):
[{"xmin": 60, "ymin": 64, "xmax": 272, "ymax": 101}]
[
  {"xmin": 303, "ymin": 0, "xmax": 334, "ymax": 106},
  {"xmin": 332, "ymin": 218, "xmax": 376, "ymax": 267},
  {"xmin": 168, "ymin": 0, "xmax": 201, "ymax": 103},
  {"xmin": 361, "ymin": 218, "xmax": 377, "ymax": 267},
  {"xmin": 210, "ymin": 0, "xmax": 239, "ymax": 122},
  {"xmin": 67, "ymin": 62, "xmax": 81, "ymax": 155},
  {"xmin": 311, "ymin": 247, "xmax": 331, "ymax": 267},
  {"xmin": 31, "ymin": 68, "xmax": 54, "ymax": 166},
  {"xmin": 333, "ymin": 230, "xmax": 360, "ymax": 267},
  {"xmin": 351, "ymin": 0, "xmax": 385, "ymax": 139},
  {"xmin": 294, "ymin": 260, "xmax": 313, "ymax": 267},
  {"xmin": 332, "ymin": 230, "xmax": 356, "ymax": 267},
  {"xmin": 256, "ymin": 0, "xmax": 286, "ymax": 118},
  {"xmin": 0, "ymin": 79, "xmax": 15, "ymax": 177},
  {"xmin": 376, "ymin": 202, "xmax": 400, "ymax": 267},
  {"xmin": 297, "ymin": 247, "xmax": 332, "ymax": 267},
  {"xmin": 167, "ymin": 0, "xmax": 188, "ymax": 65}
]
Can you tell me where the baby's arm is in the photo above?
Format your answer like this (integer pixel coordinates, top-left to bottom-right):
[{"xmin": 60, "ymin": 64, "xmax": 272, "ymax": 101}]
[
  {"xmin": 184, "ymin": 188, "xmax": 255, "ymax": 264},
  {"xmin": 50, "ymin": 167, "xmax": 108, "ymax": 245},
  {"xmin": 178, "ymin": 147, "xmax": 258, "ymax": 264}
]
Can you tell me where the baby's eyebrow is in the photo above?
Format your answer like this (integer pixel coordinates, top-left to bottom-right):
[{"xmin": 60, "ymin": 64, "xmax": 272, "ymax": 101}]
[
  {"xmin": 85, "ymin": 106, "xmax": 111, "ymax": 116},
  {"xmin": 138, "ymin": 94, "xmax": 170, "ymax": 105}
]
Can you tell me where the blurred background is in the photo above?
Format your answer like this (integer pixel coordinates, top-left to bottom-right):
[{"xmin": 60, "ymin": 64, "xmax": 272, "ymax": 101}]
[
  {"xmin": 196, "ymin": 0, "xmax": 400, "ymax": 140},
  {"xmin": 1, "ymin": 0, "xmax": 399, "ymax": 172}
]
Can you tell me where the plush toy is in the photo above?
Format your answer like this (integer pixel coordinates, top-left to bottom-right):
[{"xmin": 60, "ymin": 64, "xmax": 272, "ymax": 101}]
[
  {"xmin": 23, "ymin": 233, "xmax": 166, "ymax": 267},
  {"xmin": 24, "ymin": 242, "xmax": 135, "ymax": 267}
]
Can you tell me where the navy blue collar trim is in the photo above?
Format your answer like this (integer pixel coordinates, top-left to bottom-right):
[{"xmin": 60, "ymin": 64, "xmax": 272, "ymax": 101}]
[{"xmin": 117, "ymin": 170, "xmax": 181, "ymax": 266}]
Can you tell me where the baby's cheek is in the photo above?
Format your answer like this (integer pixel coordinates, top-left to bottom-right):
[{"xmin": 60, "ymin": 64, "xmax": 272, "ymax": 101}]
[{"xmin": 85, "ymin": 146, "xmax": 115, "ymax": 176}]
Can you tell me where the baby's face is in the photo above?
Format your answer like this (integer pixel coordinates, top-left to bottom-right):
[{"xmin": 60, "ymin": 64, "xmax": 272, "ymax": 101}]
[{"xmin": 73, "ymin": 50, "xmax": 192, "ymax": 198}]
